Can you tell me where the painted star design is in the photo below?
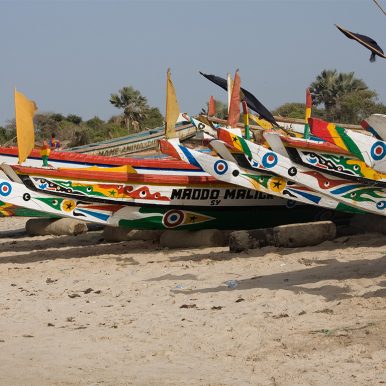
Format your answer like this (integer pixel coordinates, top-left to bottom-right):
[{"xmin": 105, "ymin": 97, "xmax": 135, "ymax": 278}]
[
  {"xmin": 189, "ymin": 215, "xmax": 197, "ymax": 222},
  {"xmin": 108, "ymin": 190, "xmax": 116, "ymax": 197},
  {"xmin": 66, "ymin": 202, "xmax": 74, "ymax": 210},
  {"xmin": 232, "ymin": 136, "xmax": 239, "ymax": 143},
  {"xmin": 273, "ymin": 180, "xmax": 282, "ymax": 189}
]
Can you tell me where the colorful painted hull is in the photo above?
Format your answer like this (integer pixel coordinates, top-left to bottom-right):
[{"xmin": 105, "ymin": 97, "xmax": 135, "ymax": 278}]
[
  {"xmin": 310, "ymin": 118, "xmax": 386, "ymax": 174},
  {"xmin": 0, "ymin": 200, "xmax": 55, "ymax": 218},
  {"xmin": 7, "ymin": 164, "xmax": 289, "ymax": 208},
  {"xmin": 159, "ymin": 138, "xmax": 348, "ymax": 212},
  {"xmin": 0, "ymin": 177, "xmax": 351, "ymax": 230},
  {"xmin": 218, "ymin": 128, "xmax": 386, "ymax": 216},
  {"xmin": 277, "ymin": 135, "xmax": 386, "ymax": 187},
  {"xmin": 0, "ymin": 146, "xmax": 205, "ymax": 175}
]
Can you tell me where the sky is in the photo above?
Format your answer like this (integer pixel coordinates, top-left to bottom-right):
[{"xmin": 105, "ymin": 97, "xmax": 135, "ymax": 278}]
[{"xmin": 0, "ymin": 0, "xmax": 386, "ymax": 125}]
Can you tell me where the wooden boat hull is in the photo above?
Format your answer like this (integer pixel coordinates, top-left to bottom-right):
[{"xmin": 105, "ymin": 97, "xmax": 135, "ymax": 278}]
[
  {"xmin": 218, "ymin": 128, "xmax": 386, "ymax": 216},
  {"xmin": 279, "ymin": 136, "xmax": 386, "ymax": 187},
  {"xmin": 0, "ymin": 177, "xmax": 351, "ymax": 230},
  {"xmin": 66, "ymin": 118, "xmax": 197, "ymax": 156}
]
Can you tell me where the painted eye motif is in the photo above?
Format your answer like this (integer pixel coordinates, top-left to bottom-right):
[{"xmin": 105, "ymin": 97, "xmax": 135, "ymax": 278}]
[
  {"xmin": 52, "ymin": 199, "xmax": 58, "ymax": 206},
  {"xmin": 323, "ymin": 181, "xmax": 330, "ymax": 188},
  {"xmin": 350, "ymin": 192, "xmax": 356, "ymax": 198},
  {"xmin": 337, "ymin": 166, "xmax": 343, "ymax": 172},
  {"xmin": 353, "ymin": 165, "xmax": 360, "ymax": 171},
  {"xmin": 86, "ymin": 187, "xmax": 92, "ymax": 192},
  {"xmin": 140, "ymin": 190, "xmax": 147, "ymax": 197}
]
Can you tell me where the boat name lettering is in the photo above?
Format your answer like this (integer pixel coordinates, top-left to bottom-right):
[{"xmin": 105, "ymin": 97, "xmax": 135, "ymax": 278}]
[
  {"xmin": 170, "ymin": 188, "xmax": 273, "ymax": 200},
  {"xmin": 224, "ymin": 189, "xmax": 273, "ymax": 200},
  {"xmin": 171, "ymin": 189, "xmax": 220, "ymax": 200}
]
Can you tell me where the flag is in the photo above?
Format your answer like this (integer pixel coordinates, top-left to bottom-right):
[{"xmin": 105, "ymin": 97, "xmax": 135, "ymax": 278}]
[
  {"xmin": 242, "ymin": 101, "xmax": 252, "ymax": 140},
  {"xmin": 227, "ymin": 73, "xmax": 233, "ymax": 113},
  {"xmin": 208, "ymin": 96, "xmax": 216, "ymax": 116},
  {"xmin": 14, "ymin": 89, "xmax": 37, "ymax": 164},
  {"xmin": 199, "ymin": 71, "xmax": 278, "ymax": 126},
  {"xmin": 165, "ymin": 68, "xmax": 180, "ymax": 139},
  {"xmin": 335, "ymin": 24, "xmax": 386, "ymax": 62},
  {"xmin": 304, "ymin": 88, "xmax": 312, "ymax": 139},
  {"xmin": 305, "ymin": 88, "xmax": 312, "ymax": 121},
  {"xmin": 249, "ymin": 113, "xmax": 273, "ymax": 130},
  {"xmin": 227, "ymin": 70, "xmax": 241, "ymax": 127}
]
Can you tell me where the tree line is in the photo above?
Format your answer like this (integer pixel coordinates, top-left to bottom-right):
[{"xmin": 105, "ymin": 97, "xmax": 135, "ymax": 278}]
[{"xmin": 1, "ymin": 69, "xmax": 385, "ymax": 147}]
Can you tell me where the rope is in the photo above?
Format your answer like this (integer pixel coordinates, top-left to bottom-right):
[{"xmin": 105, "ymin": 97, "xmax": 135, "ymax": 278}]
[{"xmin": 373, "ymin": 0, "xmax": 386, "ymax": 16}]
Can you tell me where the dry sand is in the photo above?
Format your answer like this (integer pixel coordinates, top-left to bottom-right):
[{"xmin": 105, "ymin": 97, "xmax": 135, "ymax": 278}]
[{"xmin": 0, "ymin": 217, "xmax": 386, "ymax": 385}]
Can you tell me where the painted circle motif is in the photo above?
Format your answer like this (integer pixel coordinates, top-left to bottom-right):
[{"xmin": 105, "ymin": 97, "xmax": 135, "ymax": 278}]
[
  {"xmin": 232, "ymin": 170, "xmax": 240, "ymax": 177},
  {"xmin": 371, "ymin": 141, "xmax": 386, "ymax": 161},
  {"xmin": 163, "ymin": 210, "xmax": 185, "ymax": 228},
  {"xmin": 0, "ymin": 182, "xmax": 12, "ymax": 197},
  {"xmin": 288, "ymin": 167, "xmax": 297, "ymax": 176},
  {"xmin": 23, "ymin": 193, "xmax": 31, "ymax": 201},
  {"xmin": 213, "ymin": 160, "xmax": 228, "ymax": 175},
  {"xmin": 262, "ymin": 152, "xmax": 278, "ymax": 168},
  {"xmin": 376, "ymin": 201, "xmax": 386, "ymax": 210}
]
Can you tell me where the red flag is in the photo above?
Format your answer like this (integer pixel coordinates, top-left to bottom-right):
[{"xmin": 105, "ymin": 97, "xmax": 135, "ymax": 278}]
[
  {"xmin": 306, "ymin": 88, "xmax": 312, "ymax": 109},
  {"xmin": 227, "ymin": 70, "xmax": 241, "ymax": 127},
  {"xmin": 208, "ymin": 96, "xmax": 216, "ymax": 116}
]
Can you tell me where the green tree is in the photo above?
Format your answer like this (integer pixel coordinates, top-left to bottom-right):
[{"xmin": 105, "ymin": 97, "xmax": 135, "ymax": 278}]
[
  {"xmin": 310, "ymin": 69, "xmax": 368, "ymax": 121},
  {"xmin": 273, "ymin": 103, "xmax": 307, "ymax": 119},
  {"xmin": 142, "ymin": 107, "xmax": 164, "ymax": 129},
  {"xmin": 110, "ymin": 86, "xmax": 149, "ymax": 132},
  {"xmin": 335, "ymin": 90, "xmax": 386, "ymax": 124},
  {"xmin": 34, "ymin": 113, "xmax": 61, "ymax": 140},
  {"xmin": 66, "ymin": 114, "xmax": 82, "ymax": 125},
  {"xmin": 51, "ymin": 113, "xmax": 65, "ymax": 122}
]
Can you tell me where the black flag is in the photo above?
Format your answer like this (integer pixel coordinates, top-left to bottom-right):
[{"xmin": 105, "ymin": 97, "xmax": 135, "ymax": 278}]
[
  {"xmin": 336, "ymin": 24, "xmax": 386, "ymax": 62},
  {"xmin": 199, "ymin": 71, "xmax": 279, "ymax": 127}
]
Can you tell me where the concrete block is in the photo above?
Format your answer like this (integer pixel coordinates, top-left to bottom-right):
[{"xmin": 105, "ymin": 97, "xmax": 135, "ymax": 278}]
[
  {"xmin": 229, "ymin": 221, "xmax": 336, "ymax": 252},
  {"xmin": 272, "ymin": 221, "xmax": 336, "ymax": 248},
  {"xmin": 26, "ymin": 218, "xmax": 88, "ymax": 236}
]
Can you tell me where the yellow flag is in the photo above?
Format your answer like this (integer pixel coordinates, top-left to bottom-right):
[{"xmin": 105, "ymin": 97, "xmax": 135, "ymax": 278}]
[
  {"xmin": 165, "ymin": 69, "xmax": 180, "ymax": 139},
  {"xmin": 14, "ymin": 89, "xmax": 37, "ymax": 164},
  {"xmin": 249, "ymin": 113, "xmax": 273, "ymax": 130}
]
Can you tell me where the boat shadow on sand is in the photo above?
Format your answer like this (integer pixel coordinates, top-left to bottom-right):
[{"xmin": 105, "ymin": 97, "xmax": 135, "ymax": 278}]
[
  {"xmin": 0, "ymin": 231, "xmax": 157, "ymax": 265},
  {"xmin": 170, "ymin": 254, "xmax": 386, "ymax": 302}
]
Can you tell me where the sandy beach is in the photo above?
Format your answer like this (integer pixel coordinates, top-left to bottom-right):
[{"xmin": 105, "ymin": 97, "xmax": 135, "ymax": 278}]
[{"xmin": 0, "ymin": 217, "xmax": 386, "ymax": 385}]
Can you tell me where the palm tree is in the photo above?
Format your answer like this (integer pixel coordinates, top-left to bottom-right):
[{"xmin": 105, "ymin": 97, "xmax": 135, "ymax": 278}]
[
  {"xmin": 110, "ymin": 87, "xmax": 149, "ymax": 132},
  {"xmin": 310, "ymin": 69, "xmax": 369, "ymax": 120}
]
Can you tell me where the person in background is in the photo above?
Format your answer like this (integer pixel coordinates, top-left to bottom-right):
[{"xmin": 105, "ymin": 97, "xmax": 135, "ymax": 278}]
[
  {"xmin": 40, "ymin": 140, "xmax": 51, "ymax": 167},
  {"xmin": 49, "ymin": 133, "xmax": 61, "ymax": 150}
]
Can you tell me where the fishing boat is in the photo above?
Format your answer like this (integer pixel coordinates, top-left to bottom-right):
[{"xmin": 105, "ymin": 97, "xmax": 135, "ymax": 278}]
[
  {"xmin": 65, "ymin": 114, "xmax": 197, "ymax": 156},
  {"xmin": 216, "ymin": 127, "xmax": 386, "ymax": 216},
  {"xmin": 0, "ymin": 72, "xmax": 351, "ymax": 229}
]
